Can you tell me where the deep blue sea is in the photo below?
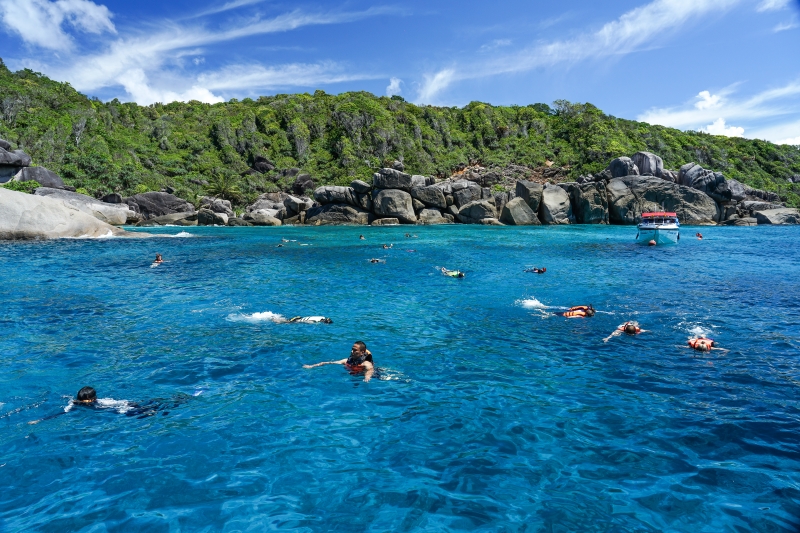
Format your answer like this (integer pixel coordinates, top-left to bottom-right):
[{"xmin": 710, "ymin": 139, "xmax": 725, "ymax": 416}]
[{"xmin": 1, "ymin": 225, "xmax": 799, "ymax": 532}]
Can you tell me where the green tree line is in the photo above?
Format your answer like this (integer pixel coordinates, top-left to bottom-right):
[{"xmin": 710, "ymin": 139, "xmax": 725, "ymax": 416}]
[{"xmin": 1, "ymin": 59, "xmax": 798, "ymax": 207}]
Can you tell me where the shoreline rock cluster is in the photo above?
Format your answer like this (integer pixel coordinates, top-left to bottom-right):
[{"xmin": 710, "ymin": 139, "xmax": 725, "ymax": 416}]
[{"xmin": 2, "ymin": 139, "xmax": 799, "ymax": 239}]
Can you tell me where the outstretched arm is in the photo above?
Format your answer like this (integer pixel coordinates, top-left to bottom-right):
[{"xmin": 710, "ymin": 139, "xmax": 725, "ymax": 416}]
[
  {"xmin": 28, "ymin": 410, "xmax": 69, "ymax": 425},
  {"xmin": 362, "ymin": 361, "xmax": 375, "ymax": 382},
  {"xmin": 303, "ymin": 359, "xmax": 347, "ymax": 369},
  {"xmin": 603, "ymin": 330, "xmax": 621, "ymax": 343}
]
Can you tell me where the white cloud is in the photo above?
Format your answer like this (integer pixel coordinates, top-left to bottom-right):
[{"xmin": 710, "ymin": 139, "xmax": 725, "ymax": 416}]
[
  {"xmin": 756, "ymin": 0, "xmax": 791, "ymax": 12},
  {"xmin": 192, "ymin": 0, "xmax": 266, "ymax": 18},
  {"xmin": 777, "ymin": 136, "xmax": 800, "ymax": 145},
  {"xmin": 415, "ymin": 0, "xmax": 742, "ymax": 102},
  {"xmin": 638, "ymin": 81, "xmax": 800, "ymax": 142},
  {"xmin": 8, "ymin": 6, "xmax": 389, "ymax": 104},
  {"xmin": 773, "ymin": 19, "xmax": 798, "ymax": 31},
  {"xmin": 480, "ymin": 39, "xmax": 511, "ymax": 51},
  {"xmin": 386, "ymin": 77, "xmax": 402, "ymax": 96},
  {"xmin": 193, "ymin": 57, "xmax": 205, "ymax": 66},
  {"xmin": 695, "ymin": 90, "xmax": 723, "ymax": 109},
  {"xmin": 0, "ymin": 0, "xmax": 115, "ymax": 50},
  {"xmin": 701, "ymin": 118, "xmax": 745, "ymax": 136}
]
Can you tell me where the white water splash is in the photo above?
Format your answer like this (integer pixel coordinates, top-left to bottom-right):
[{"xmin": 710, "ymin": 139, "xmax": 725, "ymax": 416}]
[
  {"xmin": 226, "ymin": 311, "xmax": 286, "ymax": 324},
  {"xmin": 516, "ymin": 298, "xmax": 550, "ymax": 309},
  {"xmin": 688, "ymin": 325, "xmax": 715, "ymax": 337},
  {"xmin": 169, "ymin": 231, "xmax": 193, "ymax": 238}
]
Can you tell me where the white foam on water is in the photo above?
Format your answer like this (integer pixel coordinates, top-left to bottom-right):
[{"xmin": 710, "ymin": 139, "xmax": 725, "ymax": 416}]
[
  {"xmin": 226, "ymin": 311, "xmax": 286, "ymax": 324},
  {"xmin": 64, "ymin": 230, "xmax": 117, "ymax": 240},
  {"xmin": 688, "ymin": 325, "xmax": 715, "ymax": 337},
  {"xmin": 96, "ymin": 398, "xmax": 134, "ymax": 414},
  {"xmin": 169, "ymin": 231, "xmax": 193, "ymax": 238},
  {"xmin": 516, "ymin": 298, "xmax": 550, "ymax": 309}
]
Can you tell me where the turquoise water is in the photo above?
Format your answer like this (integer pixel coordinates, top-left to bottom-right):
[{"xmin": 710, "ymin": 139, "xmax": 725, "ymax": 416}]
[{"xmin": 1, "ymin": 225, "xmax": 799, "ymax": 532}]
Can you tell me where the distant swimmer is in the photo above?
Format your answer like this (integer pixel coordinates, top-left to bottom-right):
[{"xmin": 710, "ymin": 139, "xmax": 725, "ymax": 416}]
[
  {"xmin": 303, "ymin": 341, "xmax": 375, "ymax": 382},
  {"xmin": 604, "ymin": 321, "xmax": 647, "ymax": 342},
  {"xmin": 369, "ymin": 258, "xmax": 386, "ymax": 264},
  {"xmin": 687, "ymin": 337, "xmax": 727, "ymax": 353},
  {"xmin": 441, "ymin": 267, "xmax": 465, "ymax": 278},
  {"xmin": 557, "ymin": 305, "xmax": 595, "ymax": 318},
  {"xmin": 524, "ymin": 267, "xmax": 546, "ymax": 274},
  {"xmin": 405, "ymin": 233, "xmax": 411, "ymax": 238},
  {"xmin": 287, "ymin": 316, "xmax": 333, "ymax": 324},
  {"xmin": 153, "ymin": 253, "xmax": 163, "ymax": 264},
  {"xmin": 359, "ymin": 235, "xmax": 365, "ymax": 240},
  {"xmin": 282, "ymin": 238, "xmax": 290, "ymax": 242},
  {"xmin": 696, "ymin": 233, "xmax": 703, "ymax": 240},
  {"xmin": 276, "ymin": 244, "xmax": 284, "ymax": 247},
  {"xmin": 382, "ymin": 244, "xmax": 393, "ymax": 249}
]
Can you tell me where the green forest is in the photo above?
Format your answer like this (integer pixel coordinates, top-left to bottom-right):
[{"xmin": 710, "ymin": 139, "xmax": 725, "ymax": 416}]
[{"xmin": 1, "ymin": 58, "xmax": 799, "ymax": 207}]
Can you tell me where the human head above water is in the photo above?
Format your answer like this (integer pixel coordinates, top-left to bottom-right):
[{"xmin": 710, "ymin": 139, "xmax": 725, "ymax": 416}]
[
  {"xmin": 76, "ymin": 386, "xmax": 97, "ymax": 403},
  {"xmin": 352, "ymin": 341, "xmax": 367, "ymax": 354},
  {"xmin": 624, "ymin": 323, "xmax": 637, "ymax": 335}
]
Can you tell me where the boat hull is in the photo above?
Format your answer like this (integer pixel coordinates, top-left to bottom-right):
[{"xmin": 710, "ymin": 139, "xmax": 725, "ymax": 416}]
[{"xmin": 637, "ymin": 227, "xmax": 679, "ymax": 245}]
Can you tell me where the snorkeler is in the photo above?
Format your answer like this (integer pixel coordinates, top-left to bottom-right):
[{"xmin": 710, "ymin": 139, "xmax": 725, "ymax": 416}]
[
  {"xmin": 369, "ymin": 258, "xmax": 386, "ymax": 264},
  {"xmin": 441, "ymin": 267, "xmax": 465, "ymax": 278},
  {"xmin": 524, "ymin": 267, "xmax": 546, "ymax": 274},
  {"xmin": 696, "ymin": 233, "xmax": 703, "ymax": 240},
  {"xmin": 686, "ymin": 337, "xmax": 727, "ymax": 353},
  {"xmin": 28, "ymin": 387, "xmax": 186, "ymax": 424},
  {"xmin": 359, "ymin": 235, "xmax": 365, "ymax": 240},
  {"xmin": 557, "ymin": 305, "xmax": 595, "ymax": 318},
  {"xmin": 286, "ymin": 316, "xmax": 333, "ymax": 324},
  {"xmin": 603, "ymin": 321, "xmax": 647, "ymax": 342},
  {"xmin": 153, "ymin": 253, "xmax": 163, "ymax": 264},
  {"xmin": 303, "ymin": 341, "xmax": 375, "ymax": 382}
]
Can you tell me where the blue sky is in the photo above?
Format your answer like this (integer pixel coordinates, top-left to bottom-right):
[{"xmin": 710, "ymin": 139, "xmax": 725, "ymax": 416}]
[{"xmin": 1, "ymin": 0, "xmax": 799, "ymax": 144}]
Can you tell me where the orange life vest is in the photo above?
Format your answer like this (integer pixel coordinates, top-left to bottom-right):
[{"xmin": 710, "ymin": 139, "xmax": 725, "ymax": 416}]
[
  {"xmin": 563, "ymin": 309, "xmax": 587, "ymax": 318},
  {"xmin": 688, "ymin": 338, "xmax": 714, "ymax": 351},
  {"xmin": 618, "ymin": 323, "xmax": 641, "ymax": 334}
]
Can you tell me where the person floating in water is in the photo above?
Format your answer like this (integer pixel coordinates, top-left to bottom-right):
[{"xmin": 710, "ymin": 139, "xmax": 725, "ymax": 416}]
[
  {"xmin": 28, "ymin": 387, "xmax": 188, "ymax": 424},
  {"xmin": 557, "ymin": 305, "xmax": 595, "ymax": 318},
  {"xmin": 153, "ymin": 253, "xmax": 163, "ymax": 264},
  {"xmin": 604, "ymin": 321, "xmax": 647, "ymax": 342},
  {"xmin": 303, "ymin": 341, "xmax": 375, "ymax": 382},
  {"xmin": 382, "ymin": 244, "xmax": 393, "ymax": 250},
  {"xmin": 696, "ymin": 233, "xmax": 703, "ymax": 240},
  {"xmin": 687, "ymin": 337, "xmax": 727, "ymax": 353},
  {"xmin": 286, "ymin": 316, "xmax": 333, "ymax": 324},
  {"xmin": 405, "ymin": 233, "xmax": 411, "ymax": 238},
  {"xmin": 524, "ymin": 267, "xmax": 546, "ymax": 274},
  {"xmin": 369, "ymin": 258, "xmax": 386, "ymax": 264},
  {"xmin": 359, "ymin": 235, "xmax": 365, "ymax": 240},
  {"xmin": 441, "ymin": 267, "xmax": 465, "ymax": 278}
]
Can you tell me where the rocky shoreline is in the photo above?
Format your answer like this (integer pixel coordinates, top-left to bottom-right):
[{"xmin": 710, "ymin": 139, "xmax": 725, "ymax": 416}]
[{"xmin": 2, "ymin": 140, "xmax": 799, "ymax": 239}]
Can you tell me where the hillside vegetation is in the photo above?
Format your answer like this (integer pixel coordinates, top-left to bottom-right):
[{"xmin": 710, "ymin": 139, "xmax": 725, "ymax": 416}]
[{"xmin": 1, "ymin": 59, "xmax": 799, "ymax": 207}]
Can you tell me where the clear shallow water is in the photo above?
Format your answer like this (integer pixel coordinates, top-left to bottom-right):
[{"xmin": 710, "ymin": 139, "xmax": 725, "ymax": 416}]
[{"xmin": 1, "ymin": 225, "xmax": 799, "ymax": 533}]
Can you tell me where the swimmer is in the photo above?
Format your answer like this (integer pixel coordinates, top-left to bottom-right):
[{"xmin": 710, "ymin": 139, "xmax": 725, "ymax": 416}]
[
  {"xmin": 557, "ymin": 305, "xmax": 595, "ymax": 318},
  {"xmin": 276, "ymin": 244, "xmax": 284, "ymax": 247},
  {"xmin": 696, "ymin": 233, "xmax": 703, "ymax": 240},
  {"xmin": 369, "ymin": 258, "xmax": 386, "ymax": 264},
  {"xmin": 359, "ymin": 235, "xmax": 365, "ymax": 240},
  {"xmin": 287, "ymin": 316, "xmax": 333, "ymax": 324},
  {"xmin": 405, "ymin": 233, "xmax": 411, "ymax": 238},
  {"xmin": 28, "ymin": 387, "xmax": 186, "ymax": 424},
  {"xmin": 303, "ymin": 341, "xmax": 375, "ymax": 382},
  {"xmin": 441, "ymin": 267, "xmax": 465, "ymax": 278},
  {"xmin": 524, "ymin": 267, "xmax": 546, "ymax": 274},
  {"xmin": 153, "ymin": 253, "xmax": 163, "ymax": 264},
  {"xmin": 603, "ymin": 321, "xmax": 647, "ymax": 342},
  {"xmin": 281, "ymin": 238, "xmax": 290, "ymax": 243},
  {"xmin": 686, "ymin": 337, "xmax": 727, "ymax": 353}
]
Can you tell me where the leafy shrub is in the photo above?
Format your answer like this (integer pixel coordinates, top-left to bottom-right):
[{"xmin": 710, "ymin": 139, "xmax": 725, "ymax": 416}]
[{"xmin": 1, "ymin": 180, "xmax": 39, "ymax": 194}]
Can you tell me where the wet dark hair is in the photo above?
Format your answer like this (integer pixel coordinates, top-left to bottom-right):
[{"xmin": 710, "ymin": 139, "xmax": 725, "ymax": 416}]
[
  {"xmin": 322, "ymin": 318, "xmax": 333, "ymax": 324},
  {"xmin": 353, "ymin": 341, "xmax": 367, "ymax": 351},
  {"xmin": 624, "ymin": 323, "xmax": 637, "ymax": 334},
  {"xmin": 76, "ymin": 386, "xmax": 96, "ymax": 402}
]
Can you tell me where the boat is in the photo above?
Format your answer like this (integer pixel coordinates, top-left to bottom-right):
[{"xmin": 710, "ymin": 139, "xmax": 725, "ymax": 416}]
[{"xmin": 636, "ymin": 212, "xmax": 680, "ymax": 245}]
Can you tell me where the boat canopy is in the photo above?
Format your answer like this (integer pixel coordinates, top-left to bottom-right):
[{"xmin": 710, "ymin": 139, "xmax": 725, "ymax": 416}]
[{"xmin": 642, "ymin": 212, "xmax": 677, "ymax": 217}]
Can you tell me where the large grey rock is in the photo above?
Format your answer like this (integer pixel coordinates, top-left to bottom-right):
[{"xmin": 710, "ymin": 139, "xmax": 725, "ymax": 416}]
[
  {"xmin": 564, "ymin": 182, "xmax": 608, "ymax": 224},
  {"xmin": 741, "ymin": 200, "xmax": 784, "ymax": 213},
  {"xmin": 137, "ymin": 212, "xmax": 198, "ymax": 227},
  {"xmin": 0, "ymin": 148, "xmax": 31, "ymax": 167},
  {"xmin": 608, "ymin": 157, "xmax": 639, "ymax": 179},
  {"xmin": 515, "ymin": 181, "xmax": 543, "ymax": 213},
  {"xmin": 101, "ymin": 193, "xmax": 123, "ymax": 204},
  {"xmin": 660, "ymin": 169, "xmax": 678, "ymax": 183},
  {"xmin": 14, "ymin": 167, "xmax": 66, "ymax": 189},
  {"xmin": 412, "ymin": 198, "xmax": 425, "ymax": 212},
  {"xmin": 632, "ymin": 152, "xmax": 664, "ymax": 177},
  {"xmin": 227, "ymin": 218, "xmax": 253, "ymax": 227},
  {"xmin": 411, "ymin": 185, "xmax": 447, "ymax": 209},
  {"xmin": 284, "ymin": 195, "xmax": 313, "ymax": 213},
  {"xmin": 372, "ymin": 168, "xmax": 413, "ymax": 191},
  {"xmin": 371, "ymin": 218, "xmax": 400, "ymax": 226},
  {"xmin": 0, "ymin": 139, "xmax": 10, "ymax": 151},
  {"xmin": 432, "ymin": 181, "xmax": 453, "ymax": 195},
  {"xmin": 453, "ymin": 181, "xmax": 482, "ymax": 208},
  {"xmin": 755, "ymin": 208, "xmax": 800, "ymax": 225},
  {"xmin": 392, "ymin": 160, "xmax": 405, "ymax": 171},
  {"xmin": 0, "ymin": 188, "xmax": 131, "ymax": 240},
  {"xmin": 305, "ymin": 203, "xmax": 370, "ymax": 225},
  {"xmin": 313, "ymin": 186, "xmax": 359, "ymax": 207},
  {"xmin": 125, "ymin": 192, "xmax": 195, "ymax": 220},
  {"xmin": 291, "ymin": 174, "xmax": 315, "ymax": 195},
  {"xmin": 247, "ymin": 192, "xmax": 289, "ymax": 212},
  {"xmin": 411, "ymin": 175, "xmax": 427, "ymax": 189},
  {"xmin": 350, "ymin": 180, "xmax": 372, "ymax": 194},
  {"xmin": 724, "ymin": 179, "xmax": 749, "ymax": 202},
  {"xmin": 417, "ymin": 208, "xmax": 450, "ymax": 225},
  {"xmin": 500, "ymin": 196, "xmax": 539, "ymax": 225},
  {"xmin": 372, "ymin": 189, "xmax": 416, "ymax": 223},
  {"xmin": 678, "ymin": 164, "xmax": 729, "ymax": 202},
  {"xmin": 608, "ymin": 176, "xmax": 719, "ymax": 225},
  {"xmin": 458, "ymin": 200, "xmax": 497, "ymax": 224},
  {"xmin": 198, "ymin": 209, "xmax": 228, "ymax": 226},
  {"xmin": 242, "ymin": 211, "xmax": 282, "ymax": 226},
  {"xmin": 722, "ymin": 217, "xmax": 757, "ymax": 226},
  {"xmin": 200, "ymin": 196, "xmax": 234, "ymax": 216},
  {"xmin": 34, "ymin": 188, "xmax": 134, "ymax": 225},
  {"xmin": 539, "ymin": 185, "xmax": 573, "ymax": 224}
]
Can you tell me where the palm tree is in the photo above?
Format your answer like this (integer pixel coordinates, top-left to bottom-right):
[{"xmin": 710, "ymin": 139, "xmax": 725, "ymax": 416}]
[{"xmin": 204, "ymin": 170, "xmax": 242, "ymax": 203}]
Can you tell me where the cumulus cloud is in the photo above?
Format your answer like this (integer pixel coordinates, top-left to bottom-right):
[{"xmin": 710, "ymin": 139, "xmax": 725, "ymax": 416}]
[
  {"xmin": 0, "ymin": 0, "xmax": 115, "ymax": 50},
  {"xmin": 701, "ymin": 118, "xmax": 745, "ymax": 136},
  {"xmin": 386, "ymin": 77, "xmax": 402, "ymax": 96},
  {"xmin": 416, "ymin": 0, "xmax": 742, "ymax": 103},
  {"xmin": 756, "ymin": 0, "xmax": 792, "ymax": 11},
  {"xmin": 695, "ymin": 90, "xmax": 723, "ymax": 109},
  {"xmin": 776, "ymin": 136, "xmax": 800, "ymax": 145}
]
